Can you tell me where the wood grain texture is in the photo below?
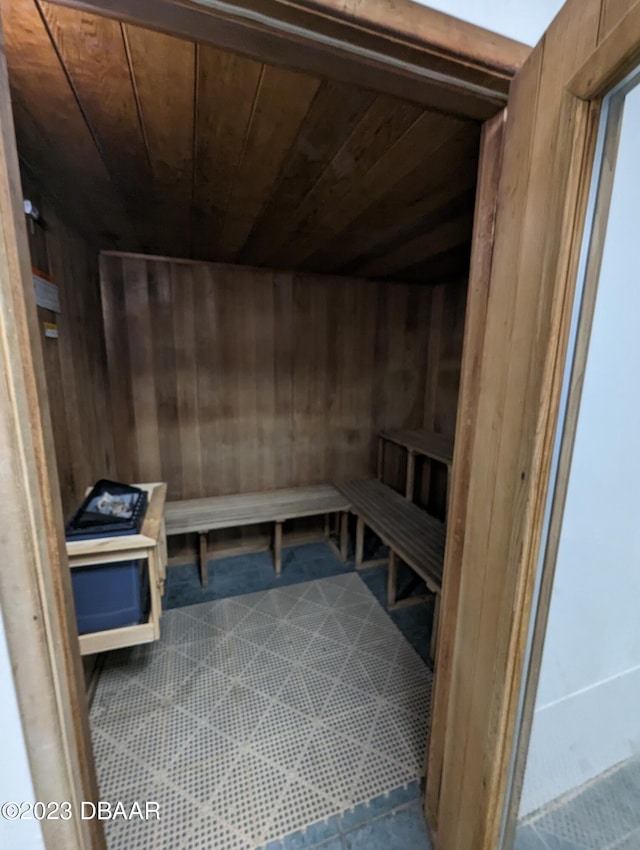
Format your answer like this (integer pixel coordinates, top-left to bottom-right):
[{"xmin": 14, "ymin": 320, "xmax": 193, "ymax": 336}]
[
  {"xmin": 0, "ymin": 19, "xmax": 105, "ymax": 846},
  {"xmin": 22, "ymin": 172, "xmax": 116, "ymax": 518},
  {"xmin": 425, "ymin": 109, "xmax": 506, "ymax": 833},
  {"xmin": 38, "ymin": 0, "xmax": 528, "ymax": 117},
  {"xmin": 2, "ymin": 0, "xmax": 482, "ymax": 283},
  {"xmin": 1, "ymin": 0, "xmax": 136, "ymax": 248},
  {"xmin": 599, "ymin": 0, "xmax": 638, "ymax": 39},
  {"xmin": 432, "ymin": 1, "xmax": 630, "ymax": 847},
  {"xmin": 37, "ymin": 1, "xmax": 155, "ymax": 247},
  {"xmin": 124, "ymin": 23, "xmax": 195, "ymax": 258},
  {"xmin": 101, "ymin": 254, "xmax": 466, "ymax": 533}
]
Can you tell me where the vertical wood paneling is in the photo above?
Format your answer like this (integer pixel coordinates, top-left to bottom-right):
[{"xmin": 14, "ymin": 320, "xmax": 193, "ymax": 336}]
[
  {"xmin": 171, "ymin": 263, "xmax": 203, "ymax": 498},
  {"xmin": 123, "ymin": 257, "xmax": 162, "ymax": 482},
  {"xmin": 22, "ymin": 174, "xmax": 116, "ymax": 517},
  {"xmin": 273, "ymin": 273, "xmax": 294, "ymax": 489},
  {"xmin": 100, "ymin": 253, "xmax": 136, "ymax": 481},
  {"xmin": 148, "ymin": 260, "xmax": 182, "ymax": 496},
  {"xmin": 100, "ymin": 254, "xmax": 466, "ymax": 509}
]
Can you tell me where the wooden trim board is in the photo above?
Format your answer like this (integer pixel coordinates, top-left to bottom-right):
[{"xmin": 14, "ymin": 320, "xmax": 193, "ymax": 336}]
[
  {"xmin": 425, "ymin": 107, "xmax": 506, "ymax": 833},
  {"xmin": 501, "ymin": 86, "xmax": 622, "ymax": 845},
  {"xmin": 430, "ymin": 2, "xmax": 640, "ymax": 848},
  {"xmin": 45, "ymin": 0, "xmax": 529, "ymax": 120}
]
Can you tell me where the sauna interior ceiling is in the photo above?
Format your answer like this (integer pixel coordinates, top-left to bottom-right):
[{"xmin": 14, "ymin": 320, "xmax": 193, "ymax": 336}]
[{"xmin": 2, "ymin": 0, "xmax": 482, "ymax": 284}]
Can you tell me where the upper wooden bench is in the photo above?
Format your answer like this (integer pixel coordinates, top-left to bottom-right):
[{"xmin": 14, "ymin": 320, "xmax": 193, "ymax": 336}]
[
  {"xmin": 336, "ymin": 478, "xmax": 446, "ymax": 661},
  {"xmin": 378, "ymin": 428, "xmax": 454, "ymax": 504},
  {"xmin": 165, "ymin": 485, "xmax": 350, "ymax": 587}
]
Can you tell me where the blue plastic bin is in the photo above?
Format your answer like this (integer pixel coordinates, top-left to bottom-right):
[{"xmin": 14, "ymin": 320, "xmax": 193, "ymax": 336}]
[{"xmin": 71, "ymin": 560, "xmax": 147, "ymax": 634}]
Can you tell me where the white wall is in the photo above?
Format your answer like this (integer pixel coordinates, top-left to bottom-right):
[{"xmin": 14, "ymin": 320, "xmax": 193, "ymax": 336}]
[
  {"xmin": 520, "ymin": 80, "xmax": 640, "ymax": 815},
  {"xmin": 412, "ymin": 0, "xmax": 565, "ymax": 45},
  {"xmin": 0, "ymin": 607, "xmax": 45, "ymax": 850}
]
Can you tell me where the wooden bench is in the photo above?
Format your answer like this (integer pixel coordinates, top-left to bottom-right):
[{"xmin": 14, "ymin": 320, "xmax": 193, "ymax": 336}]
[
  {"xmin": 165, "ymin": 485, "xmax": 350, "ymax": 587},
  {"xmin": 378, "ymin": 428, "xmax": 454, "ymax": 506},
  {"xmin": 336, "ymin": 478, "xmax": 446, "ymax": 662}
]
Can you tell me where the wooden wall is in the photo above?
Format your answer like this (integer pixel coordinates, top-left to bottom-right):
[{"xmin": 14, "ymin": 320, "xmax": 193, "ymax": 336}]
[
  {"xmin": 100, "ymin": 253, "xmax": 466, "ymax": 522},
  {"xmin": 21, "ymin": 172, "xmax": 115, "ymax": 518}
]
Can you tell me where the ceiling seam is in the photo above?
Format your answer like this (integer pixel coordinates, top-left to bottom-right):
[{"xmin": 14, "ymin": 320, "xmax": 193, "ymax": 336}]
[
  {"xmin": 217, "ymin": 64, "xmax": 265, "ymax": 258},
  {"xmin": 33, "ymin": 0, "xmax": 134, "ymax": 235},
  {"xmin": 121, "ymin": 23, "xmax": 153, "ymax": 174}
]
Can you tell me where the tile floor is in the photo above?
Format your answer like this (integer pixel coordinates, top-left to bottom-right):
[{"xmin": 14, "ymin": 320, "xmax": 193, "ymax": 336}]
[
  {"xmin": 161, "ymin": 539, "xmax": 640, "ymax": 850},
  {"xmin": 516, "ymin": 754, "xmax": 640, "ymax": 850},
  {"xmin": 93, "ymin": 546, "xmax": 436, "ymax": 850},
  {"xmin": 164, "ymin": 537, "xmax": 436, "ymax": 666}
]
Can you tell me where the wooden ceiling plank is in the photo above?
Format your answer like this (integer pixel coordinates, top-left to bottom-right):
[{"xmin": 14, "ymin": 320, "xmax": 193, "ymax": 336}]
[
  {"xmin": 37, "ymin": 1, "xmax": 156, "ymax": 250},
  {"xmin": 238, "ymin": 79, "xmax": 376, "ymax": 266},
  {"xmin": 192, "ymin": 44, "xmax": 263, "ymax": 260},
  {"xmin": 281, "ymin": 108, "xmax": 471, "ymax": 268},
  {"xmin": 2, "ymin": 0, "xmax": 137, "ymax": 248},
  {"xmin": 42, "ymin": 0, "xmax": 526, "ymax": 119},
  {"xmin": 215, "ymin": 63, "xmax": 321, "ymax": 263},
  {"xmin": 346, "ymin": 187, "xmax": 477, "ymax": 275},
  {"xmin": 124, "ymin": 23, "xmax": 195, "ymax": 258},
  {"xmin": 254, "ymin": 94, "xmax": 423, "ymax": 268},
  {"xmin": 355, "ymin": 210, "xmax": 475, "ymax": 279},
  {"xmin": 305, "ymin": 128, "xmax": 480, "ymax": 274}
]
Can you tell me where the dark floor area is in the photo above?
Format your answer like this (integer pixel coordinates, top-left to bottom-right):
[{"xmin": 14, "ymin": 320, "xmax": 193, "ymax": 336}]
[
  {"xmin": 258, "ymin": 781, "xmax": 431, "ymax": 850},
  {"xmin": 164, "ymin": 538, "xmax": 436, "ymax": 666}
]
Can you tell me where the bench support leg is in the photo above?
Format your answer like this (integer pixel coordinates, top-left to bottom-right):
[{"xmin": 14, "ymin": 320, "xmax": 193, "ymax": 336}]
[
  {"xmin": 340, "ymin": 512, "xmax": 348, "ymax": 562},
  {"xmin": 273, "ymin": 521, "xmax": 283, "ymax": 577},
  {"xmin": 199, "ymin": 532, "xmax": 208, "ymax": 589},
  {"xmin": 405, "ymin": 450, "xmax": 416, "ymax": 500},
  {"xmin": 430, "ymin": 592, "xmax": 441, "ymax": 666},
  {"xmin": 355, "ymin": 515, "xmax": 364, "ymax": 569},
  {"xmin": 387, "ymin": 550, "xmax": 397, "ymax": 608}
]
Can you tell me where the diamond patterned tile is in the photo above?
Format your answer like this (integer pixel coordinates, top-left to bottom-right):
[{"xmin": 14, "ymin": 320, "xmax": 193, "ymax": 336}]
[
  {"xmin": 91, "ymin": 574, "xmax": 431, "ymax": 850},
  {"xmin": 212, "ymin": 752, "xmax": 289, "ymax": 844}
]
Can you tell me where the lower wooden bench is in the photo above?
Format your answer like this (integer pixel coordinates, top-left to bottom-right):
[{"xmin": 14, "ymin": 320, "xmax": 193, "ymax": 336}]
[
  {"xmin": 165, "ymin": 485, "xmax": 350, "ymax": 587},
  {"xmin": 336, "ymin": 478, "xmax": 445, "ymax": 663}
]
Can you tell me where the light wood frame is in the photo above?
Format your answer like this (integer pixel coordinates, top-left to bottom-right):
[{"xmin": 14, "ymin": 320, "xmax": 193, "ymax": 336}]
[
  {"xmin": 428, "ymin": 3, "xmax": 640, "ymax": 849},
  {"xmin": 66, "ymin": 483, "xmax": 168, "ymax": 655},
  {"xmin": 500, "ymin": 60, "xmax": 640, "ymax": 849}
]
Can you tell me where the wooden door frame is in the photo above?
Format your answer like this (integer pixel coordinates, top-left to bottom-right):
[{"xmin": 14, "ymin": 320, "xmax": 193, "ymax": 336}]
[
  {"xmin": 425, "ymin": 105, "xmax": 507, "ymax": 829},
  {"xmin": 427, "ymin": 3, "xmax": 640, "ymax": 849},
  {"xmin": 0, "ymin": 21, "xmax": 105, "ymax": 850}
]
